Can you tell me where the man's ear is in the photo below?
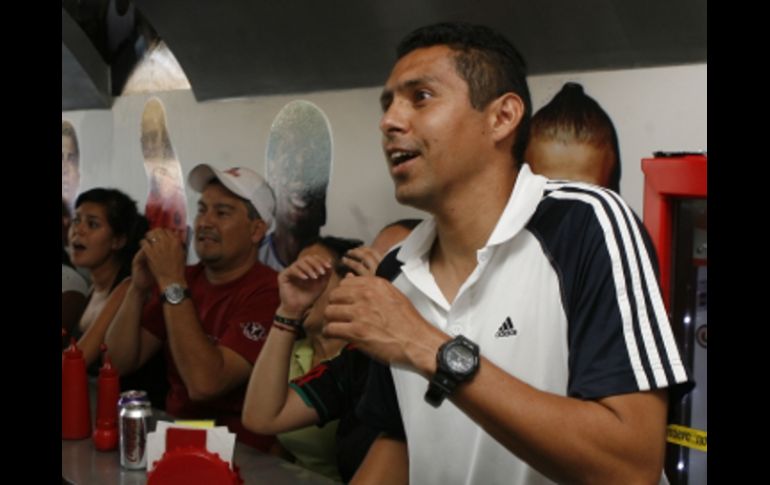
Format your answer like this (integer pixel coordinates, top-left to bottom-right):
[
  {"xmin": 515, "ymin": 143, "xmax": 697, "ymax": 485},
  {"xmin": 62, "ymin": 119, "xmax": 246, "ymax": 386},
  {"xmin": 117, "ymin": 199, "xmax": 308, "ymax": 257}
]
[
  {"xmin": 488, "ymin": 93, "xmax": 525, "ymax": 144},
  {"xmin": 250, "ymin": 218, "xmax": 268, "ymax": 245}
]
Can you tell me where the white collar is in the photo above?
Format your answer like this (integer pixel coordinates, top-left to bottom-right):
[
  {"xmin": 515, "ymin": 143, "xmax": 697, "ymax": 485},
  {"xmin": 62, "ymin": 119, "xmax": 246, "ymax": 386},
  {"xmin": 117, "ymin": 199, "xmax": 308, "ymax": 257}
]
[{"xmin": 395, "ymin": 164, "xmax": 548, "ymax": 265}]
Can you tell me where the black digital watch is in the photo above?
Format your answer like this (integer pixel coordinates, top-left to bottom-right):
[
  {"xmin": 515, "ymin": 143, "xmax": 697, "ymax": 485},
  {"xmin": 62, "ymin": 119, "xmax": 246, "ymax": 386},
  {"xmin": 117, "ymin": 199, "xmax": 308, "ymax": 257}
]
[{"xmin": 425, "ymin": 334, "xmax": 480, "ymax": 407}]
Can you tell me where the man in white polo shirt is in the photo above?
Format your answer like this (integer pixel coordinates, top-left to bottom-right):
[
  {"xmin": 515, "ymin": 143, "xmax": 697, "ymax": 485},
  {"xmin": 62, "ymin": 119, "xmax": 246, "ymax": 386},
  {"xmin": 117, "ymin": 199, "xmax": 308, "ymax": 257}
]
[{"xmin": 323, "ymin": 22, "xmax": 692, "ymax": 484}]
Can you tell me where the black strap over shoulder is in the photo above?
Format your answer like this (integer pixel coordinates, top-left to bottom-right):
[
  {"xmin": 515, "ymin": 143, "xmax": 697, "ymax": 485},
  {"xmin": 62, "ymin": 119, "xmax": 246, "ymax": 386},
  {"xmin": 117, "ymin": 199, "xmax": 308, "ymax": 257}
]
[
  {"xmin": 355, "ymin": 246, "xmax": 408, "ymax": 441},
  {"xmin": 375, "ymin": 248, "xmax": 404, "ymax": 282}
]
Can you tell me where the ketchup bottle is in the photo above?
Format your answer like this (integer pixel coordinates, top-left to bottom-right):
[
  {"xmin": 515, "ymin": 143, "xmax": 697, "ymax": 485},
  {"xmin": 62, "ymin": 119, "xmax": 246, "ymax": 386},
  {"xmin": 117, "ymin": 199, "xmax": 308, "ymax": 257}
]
[
  {"xmin": 62, "ymin": 337, "xmax": 92, "ymax": 439},
  {"xmin": 93, "ymin": 345, "xmax": 120, "ymax": 451}
]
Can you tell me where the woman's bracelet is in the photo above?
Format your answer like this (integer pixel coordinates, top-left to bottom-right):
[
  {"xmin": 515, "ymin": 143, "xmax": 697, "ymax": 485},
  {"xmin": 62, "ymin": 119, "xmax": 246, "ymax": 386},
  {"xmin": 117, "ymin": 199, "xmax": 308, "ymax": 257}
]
[
  {"xmin": 273, "ymin": 321, "xmax": 299, "ymax": 334},
  {"xmin": 273, "ymin": 314, "xmax": 303, "ymax": 330}
]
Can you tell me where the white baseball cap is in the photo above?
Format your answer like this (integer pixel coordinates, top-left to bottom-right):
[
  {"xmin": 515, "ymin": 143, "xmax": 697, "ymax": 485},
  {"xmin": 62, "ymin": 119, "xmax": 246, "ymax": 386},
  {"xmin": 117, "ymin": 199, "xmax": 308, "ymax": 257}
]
[{"xmin": 188, "ymin": 164, "xmax": 276, "ymax": 230}]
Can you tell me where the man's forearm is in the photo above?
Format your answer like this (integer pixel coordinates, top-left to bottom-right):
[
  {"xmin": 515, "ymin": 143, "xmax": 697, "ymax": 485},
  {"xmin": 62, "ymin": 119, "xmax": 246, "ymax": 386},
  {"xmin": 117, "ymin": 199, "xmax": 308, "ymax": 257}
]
[
  {"xmin": 446, "ymin": 357, "xmax": 668, "ymax": 484},
  {"xmin": 162, "ymin": 301, "xmax": 245, "ymax": 400}
]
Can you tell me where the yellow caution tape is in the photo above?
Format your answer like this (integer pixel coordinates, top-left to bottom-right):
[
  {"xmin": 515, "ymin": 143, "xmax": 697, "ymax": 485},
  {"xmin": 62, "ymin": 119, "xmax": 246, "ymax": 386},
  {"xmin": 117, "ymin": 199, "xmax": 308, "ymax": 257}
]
[{"xmin": 667, "ymin": 424, "xmax": 707, "ymax": 452}]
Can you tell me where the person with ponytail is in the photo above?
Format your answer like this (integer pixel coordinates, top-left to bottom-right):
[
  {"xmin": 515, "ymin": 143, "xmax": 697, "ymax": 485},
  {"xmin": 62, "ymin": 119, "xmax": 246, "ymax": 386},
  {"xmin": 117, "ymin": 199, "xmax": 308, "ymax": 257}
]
[{"xmin": 525, "ymin": 82, "xmax": 622, "ymax": 192}]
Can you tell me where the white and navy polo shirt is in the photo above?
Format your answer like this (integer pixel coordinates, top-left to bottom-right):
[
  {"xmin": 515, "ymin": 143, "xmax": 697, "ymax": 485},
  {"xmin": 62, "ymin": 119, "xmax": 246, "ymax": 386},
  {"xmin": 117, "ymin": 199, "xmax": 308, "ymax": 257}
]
[{"xmin": 358, "ymin": 164, "xmax": 691, "ymax": 485}]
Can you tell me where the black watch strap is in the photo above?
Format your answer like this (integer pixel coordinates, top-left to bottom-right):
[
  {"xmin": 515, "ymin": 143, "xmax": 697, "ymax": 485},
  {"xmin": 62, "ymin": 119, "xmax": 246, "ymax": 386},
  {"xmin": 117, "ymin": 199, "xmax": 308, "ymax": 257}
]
[
  {"xmin": 425, "ymin": 370, "xmax": 457, "ymax": 407},
  {"xmin": 424, "ymin": 335, "xmax": 480, "ymax": 408}
]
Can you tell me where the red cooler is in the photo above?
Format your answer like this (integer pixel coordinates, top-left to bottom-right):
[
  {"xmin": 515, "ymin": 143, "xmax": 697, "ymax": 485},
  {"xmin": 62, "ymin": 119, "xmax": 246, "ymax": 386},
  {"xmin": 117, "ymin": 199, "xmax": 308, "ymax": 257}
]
[{"xmin": 642, "ymin": 152, "xmax": 707, "ymax": 485}]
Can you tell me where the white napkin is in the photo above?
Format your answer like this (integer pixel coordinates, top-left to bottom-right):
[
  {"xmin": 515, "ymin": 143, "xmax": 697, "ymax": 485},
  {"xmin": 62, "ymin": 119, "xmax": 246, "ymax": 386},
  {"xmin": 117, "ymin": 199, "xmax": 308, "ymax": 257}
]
[{"xmin": 146, "ymin": 421, "xmax": 236, "ymax": 471}]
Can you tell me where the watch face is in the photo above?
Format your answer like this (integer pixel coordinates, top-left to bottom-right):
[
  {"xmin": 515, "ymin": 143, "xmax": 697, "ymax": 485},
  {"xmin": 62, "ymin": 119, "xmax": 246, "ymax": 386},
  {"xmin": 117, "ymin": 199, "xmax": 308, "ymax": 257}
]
[
  {"xmin": 445, "ymin": 345, "xmax": 476, "ymax": 375},
  {"xmin": 164, "ymin": 284, "xmax": 186, "ymax": 304}
]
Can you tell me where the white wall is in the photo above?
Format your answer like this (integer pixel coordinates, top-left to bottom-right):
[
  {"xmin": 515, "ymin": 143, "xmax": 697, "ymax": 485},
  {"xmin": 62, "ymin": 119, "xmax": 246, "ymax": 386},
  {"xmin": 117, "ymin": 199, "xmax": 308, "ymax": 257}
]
[
  {"xmin": 528, "ymin": 64, "xmax": 707, "ymax": 213},
  {"xmin": 63, "ymin": 62, "xmax": 706, "ymax": 245}
]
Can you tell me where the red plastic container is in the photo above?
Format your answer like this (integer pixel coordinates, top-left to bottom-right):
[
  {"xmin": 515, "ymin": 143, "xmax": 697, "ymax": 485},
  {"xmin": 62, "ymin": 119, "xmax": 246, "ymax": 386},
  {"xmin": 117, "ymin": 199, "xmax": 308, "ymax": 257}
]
[
  {"xmin": 93, "ymin": 348, "xmax": 120, "ymax": 451},
  {"xmin": 62, "ymin": 338, "xmax": 92, "ymax": 440},
  {"xmin": 147, "ymin": 446, "xmax": 243, "ymax": 485}
]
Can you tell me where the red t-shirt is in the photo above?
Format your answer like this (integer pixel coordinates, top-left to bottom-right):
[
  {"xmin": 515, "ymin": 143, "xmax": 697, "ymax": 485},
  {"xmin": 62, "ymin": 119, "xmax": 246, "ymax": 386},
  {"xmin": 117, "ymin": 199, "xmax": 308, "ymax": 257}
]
[{"xmin": 142, "ymin": 261, "xmax": 280, "ymax": 450}]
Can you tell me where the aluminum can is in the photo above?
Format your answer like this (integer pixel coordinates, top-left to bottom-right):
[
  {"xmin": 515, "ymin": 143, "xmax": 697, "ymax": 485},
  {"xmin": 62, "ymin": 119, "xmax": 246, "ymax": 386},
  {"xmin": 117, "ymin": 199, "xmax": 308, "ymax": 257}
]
[
  {"xmin": 117, "ymin": 389, "xmax": 148, "ymax": 409},
  {"xmin": 118, "ymin": 391, "xmax": 152, "ymax": 469}
]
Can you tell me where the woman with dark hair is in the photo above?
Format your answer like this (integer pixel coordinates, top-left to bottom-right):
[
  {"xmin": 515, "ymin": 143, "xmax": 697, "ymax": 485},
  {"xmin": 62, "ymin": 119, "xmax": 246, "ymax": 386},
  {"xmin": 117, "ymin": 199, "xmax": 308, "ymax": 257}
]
[
  {"xmin": 274, "ymin": 236, "xmax": 363, "ymax": 481},
  {"xmin": 244, "ymin": 223, "xmax": 416, "ymax": 482},
  {"xmin": 243, "ymin": 236, "xmax": 360, "ymax": 480},
  {"xmin": 67, "ymin": 188, "xmax": 148, "ymax": 366},
  {"xmin": 66, "ymin": 187, "xmax": 169, "ymax": 408}
]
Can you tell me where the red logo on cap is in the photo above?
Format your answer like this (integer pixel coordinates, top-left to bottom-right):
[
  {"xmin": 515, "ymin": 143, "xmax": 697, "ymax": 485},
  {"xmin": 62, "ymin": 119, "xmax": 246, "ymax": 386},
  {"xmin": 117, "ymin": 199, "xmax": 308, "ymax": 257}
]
[{"xmin": 224, "ymin": 168, "xmax": 241, "ymax": 177}]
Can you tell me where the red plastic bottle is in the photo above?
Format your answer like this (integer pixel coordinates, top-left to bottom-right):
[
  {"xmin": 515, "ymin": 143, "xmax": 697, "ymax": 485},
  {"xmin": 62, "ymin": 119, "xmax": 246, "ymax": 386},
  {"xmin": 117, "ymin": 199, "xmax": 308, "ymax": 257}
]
[
  {"xmin": 62, "ymin": 337, "xmax": 92, "ymax": 439},
  {"xmin": 93, "ymin": 345, "xmax": 120, "ymax": 451}
]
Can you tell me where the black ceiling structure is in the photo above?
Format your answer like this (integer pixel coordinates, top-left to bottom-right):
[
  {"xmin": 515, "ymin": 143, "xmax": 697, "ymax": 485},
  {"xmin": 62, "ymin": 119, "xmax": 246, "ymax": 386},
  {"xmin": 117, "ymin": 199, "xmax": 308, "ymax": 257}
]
[{"xmin": 62, "ymin": 0, "xmax": 706, "ymax": 111}]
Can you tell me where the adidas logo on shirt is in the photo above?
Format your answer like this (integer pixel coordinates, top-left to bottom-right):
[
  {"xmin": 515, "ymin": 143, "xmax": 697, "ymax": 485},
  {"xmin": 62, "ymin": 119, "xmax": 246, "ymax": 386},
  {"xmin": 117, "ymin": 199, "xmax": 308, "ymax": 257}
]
[{"xmin": 495, "ymin": 317, "xmax": 518, "ymax": 338}]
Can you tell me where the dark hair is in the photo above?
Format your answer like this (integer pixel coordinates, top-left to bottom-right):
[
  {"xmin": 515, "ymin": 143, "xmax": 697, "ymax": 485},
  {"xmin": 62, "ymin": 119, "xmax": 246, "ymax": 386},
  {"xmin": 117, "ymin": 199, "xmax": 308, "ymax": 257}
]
[
  {"xmin": 383, "ymin": 218, "xmax": 422, "ymax": 232},
  {"xmin": 316, "ymin": 236, "xmax": 363, "ymax": 259},
  {"xmin": 75, "ymin": 188, "xmax": 149, "ymax": 290},
  {"xmin": 396, "ymin": 22, "xmax": 532, "ymax": 165},
  {"xmin": 62, "ymin": 198, "xmax": 73, "ymax": 267},
  {"xmin": 306, "ymin": 236, "xmax": 364, "ymax": 277},
  {"xmin": 530, "ymin": 82, "xmax": 621, "ymax": 192}
]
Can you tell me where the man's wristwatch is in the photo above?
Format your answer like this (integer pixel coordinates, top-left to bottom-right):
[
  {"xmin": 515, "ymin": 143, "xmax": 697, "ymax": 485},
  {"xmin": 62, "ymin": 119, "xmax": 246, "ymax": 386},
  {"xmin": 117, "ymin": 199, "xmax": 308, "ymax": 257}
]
[
  {"xmin": 160, "ymin": 283, "xmax": 190, "ymax": 305},
  {"xmin": 424, "ymin": 335, "xmax": 480, "ymax": 408}
]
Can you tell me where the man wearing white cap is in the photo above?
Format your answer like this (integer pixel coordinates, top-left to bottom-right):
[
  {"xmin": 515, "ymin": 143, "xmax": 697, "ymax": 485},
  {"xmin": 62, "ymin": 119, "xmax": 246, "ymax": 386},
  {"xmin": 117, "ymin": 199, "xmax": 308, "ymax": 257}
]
[{"xmin": 106, "ymin": 164, "xmax": 281, "ymax": 451}]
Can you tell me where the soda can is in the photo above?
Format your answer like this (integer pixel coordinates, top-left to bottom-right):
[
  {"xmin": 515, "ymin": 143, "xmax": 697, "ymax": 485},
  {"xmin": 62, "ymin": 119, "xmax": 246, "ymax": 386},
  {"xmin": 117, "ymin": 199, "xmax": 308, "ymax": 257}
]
[
  {"xmin": 118, "ymin": 391, "xmax": 152, "ymax": 469},
  {"xmin": 118, "ymin": 390, "xmax": 148, "ymax": 409}
]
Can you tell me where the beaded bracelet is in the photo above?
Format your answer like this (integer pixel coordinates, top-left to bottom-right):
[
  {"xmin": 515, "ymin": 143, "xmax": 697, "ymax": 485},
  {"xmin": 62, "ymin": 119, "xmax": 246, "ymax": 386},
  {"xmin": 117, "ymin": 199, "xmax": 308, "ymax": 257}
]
[
  {"xmin": 272, "ymin": 321, "xmax": 299, "ymax": 334},
  {"xmin": 273, "ymin": 314, "xmax": 303, "ymax": 330}
]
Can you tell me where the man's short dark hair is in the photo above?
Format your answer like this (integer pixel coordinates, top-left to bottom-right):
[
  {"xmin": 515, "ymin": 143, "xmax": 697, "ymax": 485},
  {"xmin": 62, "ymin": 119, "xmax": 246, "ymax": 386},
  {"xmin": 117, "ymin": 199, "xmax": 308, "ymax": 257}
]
[
  {"xmin": 530, "ymin": 82, "xmax": 621, "ymax": 192},
  {"xmin": 396, "ymin": 22, "xmax": 532, "ymax": 166}
]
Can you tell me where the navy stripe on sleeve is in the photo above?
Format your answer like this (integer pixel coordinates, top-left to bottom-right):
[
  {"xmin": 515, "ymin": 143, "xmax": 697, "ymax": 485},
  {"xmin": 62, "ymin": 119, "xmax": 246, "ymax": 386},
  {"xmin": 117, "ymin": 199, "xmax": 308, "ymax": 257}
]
[{"xmin": 531, "ymin": 182, "xmax": 692, "ymax": 399}]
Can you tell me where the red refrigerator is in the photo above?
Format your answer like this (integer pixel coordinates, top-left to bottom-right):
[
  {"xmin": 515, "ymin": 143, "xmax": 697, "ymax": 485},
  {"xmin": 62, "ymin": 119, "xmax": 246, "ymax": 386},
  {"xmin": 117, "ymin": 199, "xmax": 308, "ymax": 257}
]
[{"xmin": 642, "ymin": 152, "xmax": 707, "ymax": 484}]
